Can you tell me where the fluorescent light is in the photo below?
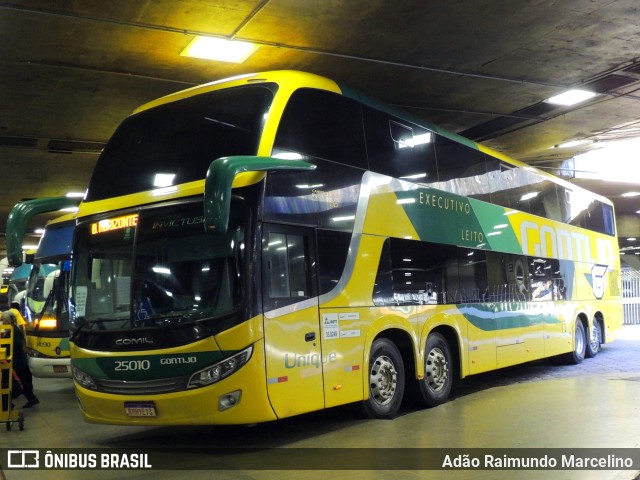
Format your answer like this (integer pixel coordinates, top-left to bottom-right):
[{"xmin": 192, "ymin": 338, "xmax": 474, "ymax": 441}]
[
  {"xmin": 152, "ymin": 266, "xmax": 172, "ymax": 275},
  {"xmin": 545, "ymin": 89, "xmax": 597, "ymax": 106},
  {"xmin": 396, "ymin": 198, "xmax": 416, "ymax": 205},
  {"xmin": 493, "ymin": 224, "xmax": 508, "ymax": 229},
  {"xmin": 400, "ymin": 173, "xmax": 428, "ymax": 180},
  {"xmin": 332, "ymin": 215, "xmax": 355, "ymax": 222},
  {"xmin": 22, "ymin": 244, "xmax": 39, "ymax": 250},
  {"xmin": 273, "ymin": 152, "xmax": 304, "ymax": 160},
  {"xmin": 628, "ymin": 238, "xmax": 637, "ymax": 241},
  {"xmin": 398, "ymin": 132, "xmax": 432, "ymax": 148},
  {"xmin": 60, "ymin": 207, "xmax": 79, "ymax": 213},
  {"xmin": 520, "ymin": 192, "xmax": 539, "ymax": 201},
  {"xmin": 66, "ymin": 191, "xmax": 85, "ymax": 198},
  {"xmin": 34, "ymin": 228, "xmax": 45, "ymax": 235},
  {"xmin": 181, "ymin": 36, "xmax": 258, "ymax": 64},
  {"xmin": 557, "ymin": 139, "xmax": 591, "ymax": 148},
  {"xmin": 486, "ymin": 232, "xmax": 502, "ymax": 237},
  {"xmin": 622, "ymin": 192, "xmax": 640, "ymax": 197},
  {"xmin": 154, "ymin": 173, "xmax": 175, "ymax": 187}
]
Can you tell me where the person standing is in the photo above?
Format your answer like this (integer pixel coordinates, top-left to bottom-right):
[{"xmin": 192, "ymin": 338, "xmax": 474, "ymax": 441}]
[{"xmin": 2, "ymin": 309, "xmax": 39, "ymax": 408}]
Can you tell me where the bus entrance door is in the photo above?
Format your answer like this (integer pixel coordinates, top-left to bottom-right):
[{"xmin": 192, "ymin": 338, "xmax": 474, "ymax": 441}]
[{"xmin": 261, "ymin": 225, "xmax": 324, "ymax": 419}]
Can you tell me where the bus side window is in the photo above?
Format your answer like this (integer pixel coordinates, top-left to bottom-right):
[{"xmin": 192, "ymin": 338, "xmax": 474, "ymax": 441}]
[
  {"xmin": 433, "ymin": 134, "xmax": 490, "ymax": 201},
  {"xmin": 273, "ymin": 88, "xmax": 367, "ymax": 169},
  {"xmin": 363, "ymin": 106, "xmax": 437, "ymax": 182},
  {"xmin": 263, "ymin": 229, "xmax": 316, "ymax": 311}
]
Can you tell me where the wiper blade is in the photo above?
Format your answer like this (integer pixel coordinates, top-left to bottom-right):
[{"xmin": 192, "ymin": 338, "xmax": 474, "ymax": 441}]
[{"xmin": 69, "ymin": 318, "xmax": 87, "ymax": 342}]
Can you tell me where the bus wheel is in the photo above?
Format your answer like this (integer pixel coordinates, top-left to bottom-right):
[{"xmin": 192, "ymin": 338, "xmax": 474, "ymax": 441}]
[
  {"xmin": 419, "ymin": 332, "xmax": 453, "ymax": 407},
  {"xmin": 363, "ymin": 338, "xmax": 405, "ymax": 419},
  {"xmin": 563, "ymin": 319, "xmax": 586, "ymax": 365},
  {"xmin": 585, "ymin": 318, "xmax": 601, "ymax": 358}
]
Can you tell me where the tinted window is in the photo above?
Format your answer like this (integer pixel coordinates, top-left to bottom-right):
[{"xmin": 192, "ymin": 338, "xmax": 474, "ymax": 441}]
[
  {"xmin": 262, "ymin": 227, "xmax": 315, "ymax": 311},
  {"xmin": 317, "ymin": 230, "xmax": 351, "ymax": 295},
  {"xmin": 86, "ymin": 85, "xmax": 274, "ymax": 201},
  {"xmin": 529, "ymin": 257, "xmax": 565, "ymax": 302},
  {"xmin": 487, "ymin": 162, "xmax": 550, "ymax": 214},
  {"xmin": 274, "ymin": 88, "xmax": 367, "ymax": 168},
  {"xmin": 433, "ymin": 135, "xmax": 490, "ymax": 200},
  {"xmin": 376, "ymin": 238, "xmax": 490, "ymax": 306},
  {"xmin": 558, "ymin": 186, "xmax": 615, "ymax": 235},
  {"xmin": 363, "ymin": 107, "xmax": 437, "ymax": 182}
]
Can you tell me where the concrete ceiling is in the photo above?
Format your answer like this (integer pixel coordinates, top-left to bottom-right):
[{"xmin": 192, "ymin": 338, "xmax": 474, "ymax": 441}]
[{"xmin": 1, "ymin": 0, "xmax": 640, "ymax": 261}]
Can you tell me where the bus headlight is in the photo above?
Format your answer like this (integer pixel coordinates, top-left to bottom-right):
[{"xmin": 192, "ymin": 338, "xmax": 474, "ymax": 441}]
[
  {"xmin": 188, "ymin": 346, "xmax": 253, "ymax": 389},
  {"xmin": 72, "ymin": 365, "xmax": 97, "ymax": 390},
  {"xmin": 27, "ymin": 347, "xmax": 42, "ymax": 358}
]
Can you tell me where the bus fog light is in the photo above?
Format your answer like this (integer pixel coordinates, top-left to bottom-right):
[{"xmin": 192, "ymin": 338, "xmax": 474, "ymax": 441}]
[
  {"xmin": 188, "ymin": 346, "xmax": 253, "ymax": 389},
  {"xmin": 218, "ymin": 390, "xmax": 241, "ymax": 411}
]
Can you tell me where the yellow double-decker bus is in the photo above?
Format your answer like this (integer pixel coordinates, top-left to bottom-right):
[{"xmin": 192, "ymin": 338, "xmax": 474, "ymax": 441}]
[
  {"xmin": 6, "ymin": 197, "xmax": 80, "ymax": 377},
  {"xmin": 69, "ymin": 71, "xmax": 622, "ymax": 425}
]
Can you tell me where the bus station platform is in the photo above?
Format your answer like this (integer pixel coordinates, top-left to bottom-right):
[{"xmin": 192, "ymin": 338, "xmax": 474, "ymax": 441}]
[{"xmin": 2, "ymin": 325, "xmax": 640, "ymax": 480}]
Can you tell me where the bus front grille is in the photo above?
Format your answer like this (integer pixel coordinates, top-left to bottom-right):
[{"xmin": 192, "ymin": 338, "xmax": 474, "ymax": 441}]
[{"xmin": 95, "ymin": 377, "xmax": 188, "ymax": 395}]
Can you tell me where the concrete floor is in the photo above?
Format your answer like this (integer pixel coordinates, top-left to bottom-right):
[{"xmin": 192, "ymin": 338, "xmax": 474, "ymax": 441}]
[{"xmin": 2, "ymin": 326, "xmax": 640, "ymax": 480}]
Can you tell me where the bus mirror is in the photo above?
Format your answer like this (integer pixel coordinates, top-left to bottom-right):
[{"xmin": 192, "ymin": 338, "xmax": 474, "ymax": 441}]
[
  {"xmin": 6, "ymin": 196, "xmax": 82, "ymax": 267},
  {"xmin": 204, "ymin": 155, "xmax": 316, "ymax": 234}
]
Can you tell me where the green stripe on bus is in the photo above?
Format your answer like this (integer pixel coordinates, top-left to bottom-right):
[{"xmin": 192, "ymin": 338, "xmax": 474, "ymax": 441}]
[
  {"xmin": 72, "ymin": 350, "xmax": 233, "ymax": 381},
  {"xmin": 460, "ymin": 304, "xmax": 562, "ymax": 331},
  {"xmin": 397, "ymin": 188, "xmax": 521, "ymax": 252}
]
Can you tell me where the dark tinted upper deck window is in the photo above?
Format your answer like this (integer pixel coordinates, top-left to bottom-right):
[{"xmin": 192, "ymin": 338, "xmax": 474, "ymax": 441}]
[
  {"xmin": 274, "ymin": 88, "xmax": 368, "ymax": 169},
  {"xmin": 363, "ymin": 107, "xmax": 437, "ymax": 182},
  {"xmin": 85, "ymin": 85, "xmax": 274, "ymax": 201}
]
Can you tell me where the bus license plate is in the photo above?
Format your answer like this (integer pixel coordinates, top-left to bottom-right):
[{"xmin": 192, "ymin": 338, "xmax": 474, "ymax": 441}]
[
  {"xmin": 124, "ymin": 402, "xmax": 157, "ymax": 417},
  {"xmin": 53, "ymin": 365, "xmax": 68, "ymax": 374}
]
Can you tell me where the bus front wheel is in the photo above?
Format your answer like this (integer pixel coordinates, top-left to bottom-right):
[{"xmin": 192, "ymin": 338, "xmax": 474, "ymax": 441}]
[
  {"xmin": 419, "ymin": 332, "xmax": 453, "ymax": 407},
  {"xmin": 362, "ymin": 338, "xmax": 405, "ymax": 419}
]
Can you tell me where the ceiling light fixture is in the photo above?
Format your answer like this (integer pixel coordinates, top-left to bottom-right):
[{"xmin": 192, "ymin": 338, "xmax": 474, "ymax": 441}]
[
  {"xmin": 545, "ymin": 89, "xmax": 597, "ymax": 106},
  {"xmin": 153, "ymin": 173, "xmax": 176, "ymax": 188},
  {"xmin": 556, "ymin": 139, "xmax": 591, "ymax": 148},
  {"xmin": 181, "ymin": 36, "xmax": 258, "ymax": 64},
  {"xmin": 622, "ymin": 192, "xmax": 640, "ymax": 197}
]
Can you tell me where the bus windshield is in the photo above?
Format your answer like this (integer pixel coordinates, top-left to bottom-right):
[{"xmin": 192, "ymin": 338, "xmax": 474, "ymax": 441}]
[
  {"xmin": 84, "ymin": 84, "xmax": 275, "ymax": 202},
  {"xmin": 25, "ymin": 263, "xmax": 59, "ymax": 320},
  {"xmin": 71, "ymin": 202, "xmax": 246, "ymax": 330}
]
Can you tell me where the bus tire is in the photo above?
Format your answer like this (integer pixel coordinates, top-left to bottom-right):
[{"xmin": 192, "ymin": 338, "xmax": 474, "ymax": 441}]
[
  {"xmin": 585, "ymin": 318, "xmax": 601, "ymax": 358},
  {"xmin": 362, "ymin": 338, "xmax": 405, "ymax": 419},
  {"xmin": 563, "ymin": 319, "xmax": 586, "ymax": 365},
  {"xmin": 419, "ymin": 332, "xmax": 453, "ymax": 407}
]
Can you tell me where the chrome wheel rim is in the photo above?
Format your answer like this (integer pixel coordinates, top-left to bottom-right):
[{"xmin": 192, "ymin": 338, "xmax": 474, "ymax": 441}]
[
  {"xmin": 425, "ymin": 347, "xmax": 448, "ymax": 392},
  {"xmin": 369, "ymin": 355, "xmax": 398, "ymax": 406}
]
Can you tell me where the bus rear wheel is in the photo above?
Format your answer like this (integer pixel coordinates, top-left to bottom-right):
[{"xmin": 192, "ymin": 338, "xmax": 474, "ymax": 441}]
[
  {"xmin": 419, "ymin": 332, "xmax": 453, "ymax": 407},
  {"xmin": 362, "ymin": 338, "xmax": 405, "ymax": 419},
  {"xmin": 585, "ymin": 318, "xmax": 601, "ymax": 358},
  {"xmin": 563, "ymin": 319, "xmax": 586, "ymax": 365}
]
